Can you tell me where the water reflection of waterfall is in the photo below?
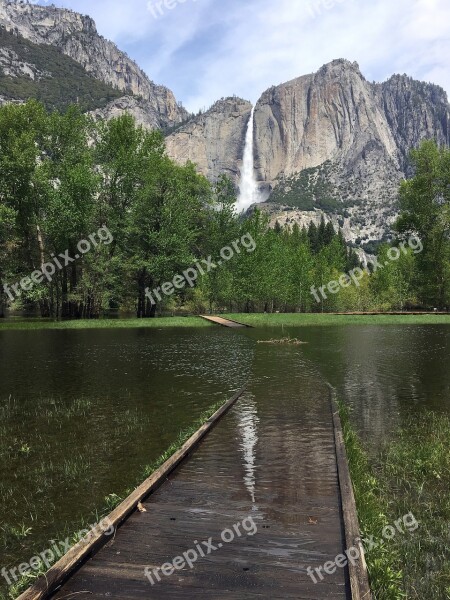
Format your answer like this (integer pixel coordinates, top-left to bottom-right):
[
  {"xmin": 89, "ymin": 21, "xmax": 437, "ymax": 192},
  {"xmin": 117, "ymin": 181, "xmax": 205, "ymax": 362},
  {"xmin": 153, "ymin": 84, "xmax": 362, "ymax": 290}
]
[
  {"xmin": 235, "ymin": 396, "xmax": 259, "ymax": 507},
  {"xmin": 236, "ymin": 106, "xmax": 260, "ymax": 213}
]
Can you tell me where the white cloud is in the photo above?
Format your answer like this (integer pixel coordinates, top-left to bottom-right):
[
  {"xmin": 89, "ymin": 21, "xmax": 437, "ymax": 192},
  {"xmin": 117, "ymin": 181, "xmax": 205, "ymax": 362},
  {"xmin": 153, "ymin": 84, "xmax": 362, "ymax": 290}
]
[{"xmin": 41, "ymin": 0, "xmax": 450, "ymax": 111}]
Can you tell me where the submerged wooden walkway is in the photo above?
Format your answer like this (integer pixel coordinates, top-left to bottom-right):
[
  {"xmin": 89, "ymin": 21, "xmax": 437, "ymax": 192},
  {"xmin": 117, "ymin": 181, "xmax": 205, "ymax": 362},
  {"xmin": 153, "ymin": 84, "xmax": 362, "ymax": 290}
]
[
  {"xmin": 200, "ymin": 315, "xmax": 251, "ymax": 328},
  {"xmin": 19, "ymin": 354, "xmax": 370, "ymax": 600}
]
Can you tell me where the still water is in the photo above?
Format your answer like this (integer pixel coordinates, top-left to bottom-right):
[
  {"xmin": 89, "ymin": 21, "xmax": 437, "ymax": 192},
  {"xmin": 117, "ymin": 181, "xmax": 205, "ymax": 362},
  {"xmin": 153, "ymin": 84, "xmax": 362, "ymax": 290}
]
[
  {"xmin": 294, "ymin": 325, "xmax": 450, "ymax": 445},
  {"xmin": 0, "ymin": 323, "xmax": 449, "ymax": 591}
]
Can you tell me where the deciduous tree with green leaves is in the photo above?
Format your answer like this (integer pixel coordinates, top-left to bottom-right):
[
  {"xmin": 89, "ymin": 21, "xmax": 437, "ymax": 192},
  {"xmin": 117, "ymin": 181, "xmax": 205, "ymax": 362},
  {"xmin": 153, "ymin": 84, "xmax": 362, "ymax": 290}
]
[{"xmin": 396, "ymin": 140, "xmax": 450, "ymax": 309}]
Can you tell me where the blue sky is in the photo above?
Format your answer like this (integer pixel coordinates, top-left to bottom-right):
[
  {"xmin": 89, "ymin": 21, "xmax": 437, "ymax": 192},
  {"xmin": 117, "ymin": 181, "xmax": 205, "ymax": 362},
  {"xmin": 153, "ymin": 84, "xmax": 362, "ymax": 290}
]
[{"xmin": 35, "ymin": 0, "xmax": 450, "ymax": 113}]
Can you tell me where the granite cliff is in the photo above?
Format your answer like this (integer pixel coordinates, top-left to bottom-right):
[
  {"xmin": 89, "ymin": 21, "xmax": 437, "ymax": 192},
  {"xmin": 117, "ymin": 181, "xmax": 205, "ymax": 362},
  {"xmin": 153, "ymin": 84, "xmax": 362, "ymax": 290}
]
[
  {"xmin": 167, "ymin": 59, "xmax": 449, "ymax": 245},
  {"xmin": 1, "ymin": 2, "xmax": 449, "ymax": 245},
  {"xmin": 0, "ymin": 0, "xmax": 188, "ymax": 127}
]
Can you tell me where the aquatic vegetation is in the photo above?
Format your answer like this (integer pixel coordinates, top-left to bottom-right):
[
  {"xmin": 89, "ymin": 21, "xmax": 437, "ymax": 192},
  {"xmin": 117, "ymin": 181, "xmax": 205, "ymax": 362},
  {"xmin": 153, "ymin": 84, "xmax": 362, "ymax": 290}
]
[
  {"xmin": 257, "ymin": 337, "xmax": 306, "ymax": 345},
  {"xmin": 339, "ymin": 401, "xmax": 404, "ymax": 600},
  {"xmin": 3, "ymin": 397, "xmax": 228, "ymax": 598},
  {"xmin": 341, "ymin": 403, "xmax": 450, "ymax": 599},
  {"xmin": 1, "ymin": 523, "xmax": 33, "ymax": 543}
]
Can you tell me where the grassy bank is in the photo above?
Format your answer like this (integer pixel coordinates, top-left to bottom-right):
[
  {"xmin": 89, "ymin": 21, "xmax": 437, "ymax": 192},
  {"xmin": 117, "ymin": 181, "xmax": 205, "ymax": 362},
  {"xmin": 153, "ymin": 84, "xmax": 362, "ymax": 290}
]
[
  {"xmin": 0, "ymin": 316, "xmax": 211, "ymax": 330},
  {"xmin": 3, "ymin": 399, "xmax": 226, "ymax": 599},
  {"xmin": 341, "ymin": 404, "xmax": 450, "ymax": 599},
  {"xmin": 225, "ymin": 313, "xmax": 450, "ymax": 327},
  {"xmin": 1, "ymin": 313, "xmax": 449, "ymax": 331}
]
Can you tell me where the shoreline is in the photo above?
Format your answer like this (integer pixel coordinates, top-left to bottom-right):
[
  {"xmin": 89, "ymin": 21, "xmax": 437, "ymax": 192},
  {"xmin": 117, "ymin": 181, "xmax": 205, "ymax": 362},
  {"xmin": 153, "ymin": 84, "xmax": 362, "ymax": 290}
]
[{"xmin": 0, "ymin": 313, "xmax": 449, "ymax": 330}]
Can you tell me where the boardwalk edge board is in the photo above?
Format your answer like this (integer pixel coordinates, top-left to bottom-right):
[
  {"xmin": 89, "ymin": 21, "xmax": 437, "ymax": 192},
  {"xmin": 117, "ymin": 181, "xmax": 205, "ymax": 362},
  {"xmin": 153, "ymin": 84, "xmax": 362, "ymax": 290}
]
[
  {"xmin": 329, "ymin": 387, "xmax": 372, "ymax": 600},
  {"xmin": 17, "ymin": 386, "xmax": 247, "ymax": 600}
]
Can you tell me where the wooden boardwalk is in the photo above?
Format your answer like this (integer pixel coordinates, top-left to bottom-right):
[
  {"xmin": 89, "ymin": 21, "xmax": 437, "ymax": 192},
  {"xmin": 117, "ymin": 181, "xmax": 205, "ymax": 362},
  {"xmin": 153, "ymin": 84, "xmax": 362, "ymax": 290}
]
[
  {"xmin": 200, "ymin": 315, "xmax": 250, "ymax": 328},
  {"xmin": 20, "ymin": 346, "xmax": 369, "ymax": 600}
]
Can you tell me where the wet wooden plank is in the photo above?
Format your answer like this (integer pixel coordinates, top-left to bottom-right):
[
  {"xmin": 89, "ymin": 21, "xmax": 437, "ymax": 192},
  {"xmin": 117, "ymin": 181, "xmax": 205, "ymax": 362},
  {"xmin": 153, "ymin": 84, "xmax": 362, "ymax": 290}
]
[
  {"xmin": 16, "ymin": 386, "xmax": 247, "ymax": 600},
  {"xmin": 49, "ymin": 370, "xmax": 352, "ymax": 599},
  {"xmin": 19, "ymin": 346, "xmax": 366, "ymax": 600},
  {"xmin": 199, "ymin": 316, "xmax": 251, "ymax": 328}
]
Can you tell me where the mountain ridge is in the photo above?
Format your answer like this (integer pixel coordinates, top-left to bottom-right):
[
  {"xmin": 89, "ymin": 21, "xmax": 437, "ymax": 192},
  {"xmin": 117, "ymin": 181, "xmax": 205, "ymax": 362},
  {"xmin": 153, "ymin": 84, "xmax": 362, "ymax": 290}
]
[
  {"xmin": 0, "ymin": 0, "xmax": 188, "ymax": 128},
  {"xmin": 166, "ymin": 58, "xmax": 449, "ymax": 244},
  {"xmin": 0, "ymin": 3, "xmax": 449, "ymax": 245}
]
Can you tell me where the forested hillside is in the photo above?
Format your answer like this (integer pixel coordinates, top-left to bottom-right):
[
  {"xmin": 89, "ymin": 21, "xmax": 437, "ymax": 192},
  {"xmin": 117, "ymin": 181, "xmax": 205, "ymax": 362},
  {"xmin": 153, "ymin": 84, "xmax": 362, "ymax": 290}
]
[
  {"xmin": 0, "ymin": 27, "xmax": 122, "ymax": 111},
  {"xmin": 0, "ymin": 102, "xmax": 449, "ymax": 319}
]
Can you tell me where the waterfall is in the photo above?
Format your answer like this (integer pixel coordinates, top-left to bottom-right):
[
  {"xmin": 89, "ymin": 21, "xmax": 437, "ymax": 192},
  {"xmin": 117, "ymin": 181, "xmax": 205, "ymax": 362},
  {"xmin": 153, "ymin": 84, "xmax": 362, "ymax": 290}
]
[{"xmin": 236, "ymin": 106, "xmax": 260, "ymax": 213}]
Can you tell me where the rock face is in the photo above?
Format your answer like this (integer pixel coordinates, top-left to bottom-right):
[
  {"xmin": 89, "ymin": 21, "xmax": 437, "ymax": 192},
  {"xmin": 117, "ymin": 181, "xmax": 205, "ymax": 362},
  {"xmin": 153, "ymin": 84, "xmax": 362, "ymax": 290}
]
[
  {"xmin": 254, "ymin": 60, "xmax": 448, "ymax": 188},
  {"xmin": 251, "ymin": 61, "xmax": 449, "ymax": 243},
  {"xmin": 90, "ymin": 95, "xmax": 187, "ymax": 132},
  {"xmin": 376, "ymin": 74, "xmax": 449, "ymax": 173},
  {"xmin": 166, "ymin": 97, "xmax": 252, "ymax": 182},
  {"xmin": 0, "ymin": 2, "xmax": 448, "ymax": 244},
  {"xmin": 0, "ymin": 44, "xmax": 48, "ymax": 79},
  {"xmin": 254, "ymin": 60, "xmax": 399, "ymax": 185},
  {"xmin": 165, "ymin": 59, "xmax": 449, "ymax": 243},
  {"xmin": 0, "ymin": 0, "xmax": 188, "ymax": 128}
]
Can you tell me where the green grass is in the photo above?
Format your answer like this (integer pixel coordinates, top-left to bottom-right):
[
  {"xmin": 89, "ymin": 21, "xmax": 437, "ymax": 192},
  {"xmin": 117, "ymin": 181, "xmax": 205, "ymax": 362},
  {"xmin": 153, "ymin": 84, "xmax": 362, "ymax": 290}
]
[
  {"xmin": 1, "ymin": 313, "xmax": 449, "ymax": 331},
  {"xmin": 339, "ymin": 402, "xmax": 404, "ymax": 599},
  {"xmin": 224, "ymin": 313, "xmax": 450, "ymax": 327},
  {"xmin": 380, "ymin": 414, "xmax": 450, "ymax": 599},
  {"xmin": 341, "ymin": 403, "xmax": 450, "ymax": 599},
  {"xmin": 0, "ymin": 316, "xmax": 211, "ymax": 330}
]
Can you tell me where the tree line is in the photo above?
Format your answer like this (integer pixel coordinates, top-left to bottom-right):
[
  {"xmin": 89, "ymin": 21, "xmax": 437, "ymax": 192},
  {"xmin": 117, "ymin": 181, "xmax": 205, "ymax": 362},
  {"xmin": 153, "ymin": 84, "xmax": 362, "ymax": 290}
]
[{"xmin": 0, "ymin": 101, "xmax": 448, "ymax": 318}]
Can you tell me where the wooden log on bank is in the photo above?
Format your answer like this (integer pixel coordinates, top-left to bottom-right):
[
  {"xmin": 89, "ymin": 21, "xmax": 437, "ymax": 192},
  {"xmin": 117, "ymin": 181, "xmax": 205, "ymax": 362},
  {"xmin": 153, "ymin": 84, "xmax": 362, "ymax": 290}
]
[{"xmin": 329, "ymin": 387, "xmax": 372, "ymax": 600}]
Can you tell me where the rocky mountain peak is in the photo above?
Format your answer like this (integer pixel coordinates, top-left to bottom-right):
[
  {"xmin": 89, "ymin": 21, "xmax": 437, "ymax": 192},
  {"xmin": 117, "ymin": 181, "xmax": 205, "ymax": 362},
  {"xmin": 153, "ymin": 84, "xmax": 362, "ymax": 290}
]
[
  {"xmin": 0, "ymin": 1, "xmax": 97, "ymax": 42},
  {"xmin": 317, "ymin": 58, "xmax": 362, "ymax": 77},
  {"xmin": 0, "ymin": 0, "xmax": 188, "ymax": 128},
  {"xmin": 168, "ymin": 59, "xmax": 449, "ymax": 246},
  {"xmin": 0, "ymin": 3, "xmax": 448, "ymax": 248}
]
